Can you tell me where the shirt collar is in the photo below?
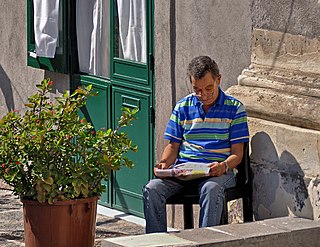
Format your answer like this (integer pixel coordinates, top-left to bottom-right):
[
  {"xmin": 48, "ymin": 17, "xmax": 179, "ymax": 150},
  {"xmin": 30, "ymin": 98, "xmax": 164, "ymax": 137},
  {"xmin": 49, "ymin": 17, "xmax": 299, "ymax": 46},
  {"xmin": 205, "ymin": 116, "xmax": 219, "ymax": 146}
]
[{"xmin": 216, "ymin": 87, "xmax": 225, "ymax": 106}]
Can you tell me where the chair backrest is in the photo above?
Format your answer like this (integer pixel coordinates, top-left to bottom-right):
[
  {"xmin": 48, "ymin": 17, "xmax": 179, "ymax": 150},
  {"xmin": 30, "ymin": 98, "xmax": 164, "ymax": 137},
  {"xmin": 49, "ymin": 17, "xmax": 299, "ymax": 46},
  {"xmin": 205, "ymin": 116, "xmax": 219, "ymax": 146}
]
[{"xmin": 234, "ymin": 142, "xmax": 251, "ymax": 187}]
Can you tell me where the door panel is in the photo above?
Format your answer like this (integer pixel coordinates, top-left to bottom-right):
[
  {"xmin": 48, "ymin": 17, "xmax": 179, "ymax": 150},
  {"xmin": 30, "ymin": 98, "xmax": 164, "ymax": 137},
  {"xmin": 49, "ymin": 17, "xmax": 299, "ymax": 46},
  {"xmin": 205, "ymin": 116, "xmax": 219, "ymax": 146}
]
[
  {"xmin": 78, "ymin": 76, "xmax": 112, "ymax": 206},
  {"xmin": 113, "ymin": 59, "xmax": 148, "ymax": 85},
  {"xmin": 112, "ymin": 86, "xmax": 152, "ymax": 216},
  {"xmin": 111, "ymin": 0, "xmax": 153, "ymax": 90}
]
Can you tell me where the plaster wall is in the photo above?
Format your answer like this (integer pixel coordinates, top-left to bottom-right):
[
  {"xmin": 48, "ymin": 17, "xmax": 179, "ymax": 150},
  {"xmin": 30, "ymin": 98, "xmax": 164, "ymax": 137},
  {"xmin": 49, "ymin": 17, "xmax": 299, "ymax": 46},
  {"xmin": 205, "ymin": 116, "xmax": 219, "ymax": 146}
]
[{"xmin": 0, "ymin": 0, "xmax": 69, "ymax": 119}]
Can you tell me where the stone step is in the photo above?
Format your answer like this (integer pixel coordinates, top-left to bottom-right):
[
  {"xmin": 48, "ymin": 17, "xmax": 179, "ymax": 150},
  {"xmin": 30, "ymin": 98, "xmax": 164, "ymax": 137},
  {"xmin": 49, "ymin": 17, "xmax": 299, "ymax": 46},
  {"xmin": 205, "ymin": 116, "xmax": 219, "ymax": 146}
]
[{"xmin": 102, "ymin": 216, "xmax": 320, "ymax": 247}]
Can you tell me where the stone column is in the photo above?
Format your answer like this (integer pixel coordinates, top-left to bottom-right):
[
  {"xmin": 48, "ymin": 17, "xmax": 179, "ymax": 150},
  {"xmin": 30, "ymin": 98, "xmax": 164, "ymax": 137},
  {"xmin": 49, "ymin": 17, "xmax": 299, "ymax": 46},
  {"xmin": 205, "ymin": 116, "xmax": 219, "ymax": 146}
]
[{"xmin": 227, "ymin": 1, "xmax": 320, "ymax": 221}]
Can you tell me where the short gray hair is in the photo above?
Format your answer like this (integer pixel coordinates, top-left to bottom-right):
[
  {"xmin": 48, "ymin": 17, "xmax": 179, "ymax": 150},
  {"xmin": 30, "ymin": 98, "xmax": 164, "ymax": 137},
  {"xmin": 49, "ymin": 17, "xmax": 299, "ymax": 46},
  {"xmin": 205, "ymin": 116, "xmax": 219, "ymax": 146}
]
[{"xmin": 187, "ymin": 56, "xmax": 220, "ymax": 82}]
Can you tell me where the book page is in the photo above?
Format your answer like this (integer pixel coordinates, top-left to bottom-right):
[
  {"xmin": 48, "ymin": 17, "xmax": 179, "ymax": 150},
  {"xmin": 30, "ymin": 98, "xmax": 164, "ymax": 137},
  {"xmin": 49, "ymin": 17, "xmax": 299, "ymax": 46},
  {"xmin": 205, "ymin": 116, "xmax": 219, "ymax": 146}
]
[{"xmin": 154, "ymin": 162, "xmax": 211, "ymax": 180}]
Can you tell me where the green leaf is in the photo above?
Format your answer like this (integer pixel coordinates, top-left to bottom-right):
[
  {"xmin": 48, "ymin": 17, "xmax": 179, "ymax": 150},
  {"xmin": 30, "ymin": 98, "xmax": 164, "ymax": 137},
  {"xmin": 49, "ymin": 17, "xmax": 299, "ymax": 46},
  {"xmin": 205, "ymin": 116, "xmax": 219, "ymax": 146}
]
[
  {"xmin": 25, "ymin": 103, "xmax": 34, "ymax": 108},
  {"xmin": 37, "ymin": 194, "xmax": 46, "ymax": 203},
  {"xmin": 43, "ymin": 184, "xmax": 52, "ymax": 192},
  {"xmin": 43, "ymin": 177, "xmax": 54, "ymax": 185},
  {"xmin": 74, "ymin": 185, "xmax": 81, "ymax": 196},
  {"xmin": 86, "ymin": 84, "xmax": 92, "ymax": 91},
  {"xmin": 81, "ymin": 186, "xmax": 89, "ymax": 197},
  {"xmin": 48, "ymin": 197, "xmax": 53, "ymax": 204}
]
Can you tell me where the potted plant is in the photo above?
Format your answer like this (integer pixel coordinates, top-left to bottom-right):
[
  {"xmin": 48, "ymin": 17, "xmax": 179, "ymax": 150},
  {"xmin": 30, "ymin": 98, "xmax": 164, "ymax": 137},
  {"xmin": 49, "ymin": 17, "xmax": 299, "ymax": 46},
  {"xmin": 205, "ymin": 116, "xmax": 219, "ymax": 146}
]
[{"xmin": 0, "ymin": 79, "xmax": 138, "ymax": 247}]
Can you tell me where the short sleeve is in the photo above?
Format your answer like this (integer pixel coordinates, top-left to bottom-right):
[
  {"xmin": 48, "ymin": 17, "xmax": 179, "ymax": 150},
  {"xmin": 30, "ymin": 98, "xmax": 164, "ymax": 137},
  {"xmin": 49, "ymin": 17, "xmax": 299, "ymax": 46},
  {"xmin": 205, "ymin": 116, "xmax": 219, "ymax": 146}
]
[
  {"xmin": 164, "ymin": 105, "xmax": 183, "ymax": 143},
  {"xmin": 229, "ymin": 104, "xmax": 249, "ymax": 144}
]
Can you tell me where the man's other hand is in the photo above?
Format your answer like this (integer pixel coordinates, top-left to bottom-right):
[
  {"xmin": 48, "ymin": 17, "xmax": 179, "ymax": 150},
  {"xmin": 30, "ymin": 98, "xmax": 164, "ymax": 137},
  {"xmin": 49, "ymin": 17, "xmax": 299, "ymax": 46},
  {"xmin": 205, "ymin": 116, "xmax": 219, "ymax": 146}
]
[{"xmin": 209, "ymin": 161, "xmax": 226, "ymax": 177}]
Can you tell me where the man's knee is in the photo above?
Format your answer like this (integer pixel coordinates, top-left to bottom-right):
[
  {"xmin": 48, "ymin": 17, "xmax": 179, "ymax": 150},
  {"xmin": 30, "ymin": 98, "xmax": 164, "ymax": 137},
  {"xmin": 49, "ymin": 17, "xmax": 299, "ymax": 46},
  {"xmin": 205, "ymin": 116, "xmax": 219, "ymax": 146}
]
[
  {"xmin": 143, "ymin": 179, "xmax": 161, "ymax": 199},
  {"xmin": 200, "ymin": 181, "xmax": 222, "ymax": 196},
  {"xmin": 144, "ymin": 179, "xmax": 160, "ymax": 191}
]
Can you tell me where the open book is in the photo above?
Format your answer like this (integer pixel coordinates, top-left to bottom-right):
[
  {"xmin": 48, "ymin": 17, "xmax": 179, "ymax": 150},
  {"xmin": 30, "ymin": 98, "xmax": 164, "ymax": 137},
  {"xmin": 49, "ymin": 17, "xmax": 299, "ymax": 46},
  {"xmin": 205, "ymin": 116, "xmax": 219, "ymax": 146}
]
[{"xmin": 154, "ymin": 162, "xmax": 211, "ymax": 180}]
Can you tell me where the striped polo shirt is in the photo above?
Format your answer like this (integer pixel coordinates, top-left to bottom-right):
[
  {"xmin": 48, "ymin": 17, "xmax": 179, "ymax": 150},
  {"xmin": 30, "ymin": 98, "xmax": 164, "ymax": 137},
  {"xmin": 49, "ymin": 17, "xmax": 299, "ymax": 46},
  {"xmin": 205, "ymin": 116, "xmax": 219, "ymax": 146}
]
[{"xmin": 164, "ymin": 88, "xmax": 249, "ymax": 165}]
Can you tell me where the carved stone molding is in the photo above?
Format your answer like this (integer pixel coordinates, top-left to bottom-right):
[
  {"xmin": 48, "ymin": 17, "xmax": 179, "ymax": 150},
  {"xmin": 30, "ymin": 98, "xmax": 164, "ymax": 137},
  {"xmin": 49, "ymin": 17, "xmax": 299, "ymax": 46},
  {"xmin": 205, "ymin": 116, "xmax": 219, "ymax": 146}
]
[
  {"xmin": 227, "ymin": 28, "xmax": 320, "ymax": 131},
  {"xmin": 228, "ymin": 69, "xmax": 320, "ymax": 131}
]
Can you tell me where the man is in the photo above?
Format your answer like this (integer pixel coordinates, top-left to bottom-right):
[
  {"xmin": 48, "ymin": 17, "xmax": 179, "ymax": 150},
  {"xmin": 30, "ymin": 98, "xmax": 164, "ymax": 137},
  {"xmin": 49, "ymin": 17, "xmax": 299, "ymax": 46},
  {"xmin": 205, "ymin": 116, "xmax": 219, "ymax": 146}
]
[{"xmin": 143, "ymin": 56, "xmax": 249, "ymax": 233}]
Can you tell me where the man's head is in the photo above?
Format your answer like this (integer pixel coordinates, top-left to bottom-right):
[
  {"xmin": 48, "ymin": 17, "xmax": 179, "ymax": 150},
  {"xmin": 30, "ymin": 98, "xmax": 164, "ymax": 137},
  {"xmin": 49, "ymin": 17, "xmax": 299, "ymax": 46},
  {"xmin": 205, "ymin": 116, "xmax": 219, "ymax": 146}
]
[{"xmin": 187, "ymin": 56, "xmax": 221, "ymax": 107}]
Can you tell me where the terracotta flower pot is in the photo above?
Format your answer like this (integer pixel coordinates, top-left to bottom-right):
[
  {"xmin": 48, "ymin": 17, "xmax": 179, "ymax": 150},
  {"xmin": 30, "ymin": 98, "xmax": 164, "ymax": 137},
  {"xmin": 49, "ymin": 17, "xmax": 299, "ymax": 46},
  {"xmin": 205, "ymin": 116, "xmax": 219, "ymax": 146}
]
[{"xmin": 22, "ymin": 196, "xmax": 99, "ymax": 247}]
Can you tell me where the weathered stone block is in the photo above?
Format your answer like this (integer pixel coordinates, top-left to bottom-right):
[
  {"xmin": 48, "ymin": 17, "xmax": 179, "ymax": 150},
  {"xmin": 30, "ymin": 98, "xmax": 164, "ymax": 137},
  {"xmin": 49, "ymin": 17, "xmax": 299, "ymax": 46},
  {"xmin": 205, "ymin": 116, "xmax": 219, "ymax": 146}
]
[{"xmin": 247, "ymin": 117, "xmax": 320, "ymax": 221}]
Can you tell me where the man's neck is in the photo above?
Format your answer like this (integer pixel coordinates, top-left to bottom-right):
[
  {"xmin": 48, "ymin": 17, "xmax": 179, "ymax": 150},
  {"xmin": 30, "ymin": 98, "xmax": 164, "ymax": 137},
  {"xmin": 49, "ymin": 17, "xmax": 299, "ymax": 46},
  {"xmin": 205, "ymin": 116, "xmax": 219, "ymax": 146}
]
[{"xmin": 202, "ymin": 102, "xmax": 215, "ymax": 113}]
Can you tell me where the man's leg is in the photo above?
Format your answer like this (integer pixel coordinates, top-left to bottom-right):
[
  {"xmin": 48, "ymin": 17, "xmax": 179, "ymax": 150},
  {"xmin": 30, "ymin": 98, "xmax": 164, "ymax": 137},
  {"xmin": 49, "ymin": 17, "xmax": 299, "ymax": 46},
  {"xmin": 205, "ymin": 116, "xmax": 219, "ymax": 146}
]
[
  {"xmin": 198, "ymin": 173, "xmax": 236, "ymax": 227},
  {"xmin": 143, "ymin": 178, "xmax": 184, "ymax": 233}
]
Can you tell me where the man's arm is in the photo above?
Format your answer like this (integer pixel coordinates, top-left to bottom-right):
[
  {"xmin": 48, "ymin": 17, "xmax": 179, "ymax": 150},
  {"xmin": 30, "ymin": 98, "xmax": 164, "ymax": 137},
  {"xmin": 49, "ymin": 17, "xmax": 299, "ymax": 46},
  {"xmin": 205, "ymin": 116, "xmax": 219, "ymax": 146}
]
[
  {"xmin": 209, "ymin": 142, "xmax": 244, "ymax": 177},
  {"xmin": 155, "ymin": 141, "xmax": 180, "ymax": 171}
]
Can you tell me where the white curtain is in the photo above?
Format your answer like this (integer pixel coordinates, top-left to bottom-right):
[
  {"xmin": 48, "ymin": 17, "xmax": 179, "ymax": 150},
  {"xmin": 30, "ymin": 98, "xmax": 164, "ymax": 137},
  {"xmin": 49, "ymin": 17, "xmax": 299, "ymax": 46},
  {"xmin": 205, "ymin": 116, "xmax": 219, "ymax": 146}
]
[
  {"xmin": 117, "ymin": 0, "xmax": 146, "ymax": 63},
  {"xmin": 33, "ymin": 0, "xmax": 60, "ymax": 58},
  {"xmin": 76, "ymin": 0, "xmax": 110, "ymax": 77}
]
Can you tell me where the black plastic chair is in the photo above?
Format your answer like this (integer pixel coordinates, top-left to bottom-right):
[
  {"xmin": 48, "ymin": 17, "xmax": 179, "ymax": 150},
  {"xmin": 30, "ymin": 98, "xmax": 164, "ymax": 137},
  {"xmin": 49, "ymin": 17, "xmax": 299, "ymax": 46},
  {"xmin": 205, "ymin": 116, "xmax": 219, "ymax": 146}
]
[{"xmin": 166, "ymin": 142, "xmax": 253, "ymax": 229}]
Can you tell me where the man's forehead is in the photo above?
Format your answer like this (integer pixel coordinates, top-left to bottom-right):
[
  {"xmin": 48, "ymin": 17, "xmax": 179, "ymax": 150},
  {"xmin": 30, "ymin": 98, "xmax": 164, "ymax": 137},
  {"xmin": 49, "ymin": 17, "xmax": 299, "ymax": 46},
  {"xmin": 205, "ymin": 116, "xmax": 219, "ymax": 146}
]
[{"xmin": 191, "ymin": 73, "xmax": 216, "ymax": 84}]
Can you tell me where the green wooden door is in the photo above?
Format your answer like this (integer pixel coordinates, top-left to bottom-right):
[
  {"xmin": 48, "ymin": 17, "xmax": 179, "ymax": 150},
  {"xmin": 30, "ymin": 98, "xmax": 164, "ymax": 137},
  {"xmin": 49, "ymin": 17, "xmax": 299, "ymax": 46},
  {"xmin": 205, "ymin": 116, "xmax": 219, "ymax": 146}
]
[{"xmin": 74, "ymin": 0, "xmax": 154, "ymax": 216}]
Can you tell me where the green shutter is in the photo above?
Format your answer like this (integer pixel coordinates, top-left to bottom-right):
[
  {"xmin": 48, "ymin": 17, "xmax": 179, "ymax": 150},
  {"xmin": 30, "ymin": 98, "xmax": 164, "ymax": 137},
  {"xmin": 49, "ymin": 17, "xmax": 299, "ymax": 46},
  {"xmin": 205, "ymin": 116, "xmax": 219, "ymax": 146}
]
[{"xmin": 27, "ymin": 0, "xmax": 68, "ymax": 73}]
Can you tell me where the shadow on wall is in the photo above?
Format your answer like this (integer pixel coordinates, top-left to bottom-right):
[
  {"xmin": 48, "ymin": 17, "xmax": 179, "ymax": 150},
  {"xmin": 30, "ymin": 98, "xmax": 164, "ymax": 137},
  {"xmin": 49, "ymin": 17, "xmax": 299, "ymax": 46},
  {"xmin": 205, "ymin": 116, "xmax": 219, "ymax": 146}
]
[
  {"xmin": 270, "ymin": 0, "xmax": 295, "ymax": 70},
  {"xmin": 0, "ymin": 65, "xmax": 15, "ymax": 111},
  {"xmin": 250, "ymin": 131, "xmax": 313, "ymax": 221}
]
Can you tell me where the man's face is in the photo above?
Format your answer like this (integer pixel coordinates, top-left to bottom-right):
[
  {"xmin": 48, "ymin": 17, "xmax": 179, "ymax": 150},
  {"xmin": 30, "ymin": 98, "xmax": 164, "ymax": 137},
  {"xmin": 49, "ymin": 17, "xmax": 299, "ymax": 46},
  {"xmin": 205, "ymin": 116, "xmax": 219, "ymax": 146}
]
[{"xmin": 191, "ymin": 71, "xmax": 221, "ymax": 106}]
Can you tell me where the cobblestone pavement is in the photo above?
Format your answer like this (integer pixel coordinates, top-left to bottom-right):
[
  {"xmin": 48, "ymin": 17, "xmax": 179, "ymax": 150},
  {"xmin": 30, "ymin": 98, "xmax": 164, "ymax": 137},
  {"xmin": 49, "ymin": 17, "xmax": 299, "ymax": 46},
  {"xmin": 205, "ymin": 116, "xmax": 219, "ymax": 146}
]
[{"xmin": 0, "ymin": 185, "xmax": 145, "ymax": 247}]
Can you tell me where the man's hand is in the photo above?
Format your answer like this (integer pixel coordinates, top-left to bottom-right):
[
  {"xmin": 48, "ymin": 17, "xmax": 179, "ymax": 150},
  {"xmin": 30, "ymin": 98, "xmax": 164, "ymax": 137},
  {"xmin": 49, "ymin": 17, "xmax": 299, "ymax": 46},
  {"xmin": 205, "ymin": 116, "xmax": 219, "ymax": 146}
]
[
  {"xmin": 208, "ymin": 161, "xmax": 226, "ymax": 177},
  {"xmin": 208, "ymin": 143, "xmax": 244, "ymax": 177},
  {"xmin": 154, "ymin": 141, "xmax": 180, "ymax": 178},
  {"xmin": 156, "ymin": 162, "xmax": 171, "ymax": 169},
  {"xmin": 153, "ymin": 162, "xmax": 172, "ymax": 178}
]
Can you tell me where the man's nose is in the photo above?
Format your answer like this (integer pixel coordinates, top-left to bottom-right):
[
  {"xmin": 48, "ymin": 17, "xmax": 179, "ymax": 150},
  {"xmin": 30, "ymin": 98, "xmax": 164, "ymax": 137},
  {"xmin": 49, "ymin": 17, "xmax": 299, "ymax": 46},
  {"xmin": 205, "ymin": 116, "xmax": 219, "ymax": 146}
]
[{"xmin": 198, "ymin": 91, "xmax": 209, "ymax": 96}]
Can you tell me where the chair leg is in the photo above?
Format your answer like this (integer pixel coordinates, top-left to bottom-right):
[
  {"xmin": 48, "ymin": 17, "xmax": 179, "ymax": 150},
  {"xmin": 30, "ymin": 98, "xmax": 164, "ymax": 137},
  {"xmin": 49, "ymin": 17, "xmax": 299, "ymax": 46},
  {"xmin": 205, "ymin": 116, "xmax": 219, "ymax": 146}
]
[
  {"xmin": 183, "ymin": 203, "xmax": 194, "ymax": 229},
  {"xmin": 220, "ymin": 198, "xmax": 228, "ymax": 225},
  {"xmin": 243, "ymin": 196, "xmax": 253, "ymax": 222}
]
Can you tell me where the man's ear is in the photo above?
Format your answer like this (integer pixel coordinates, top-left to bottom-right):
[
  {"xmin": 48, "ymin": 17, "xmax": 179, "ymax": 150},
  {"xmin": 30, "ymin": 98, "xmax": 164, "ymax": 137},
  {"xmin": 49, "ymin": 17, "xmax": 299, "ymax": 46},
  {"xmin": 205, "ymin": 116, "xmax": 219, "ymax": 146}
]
[{"xmin": 216, "ymin": 74, "xmax": 222, "ymax": 85}]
